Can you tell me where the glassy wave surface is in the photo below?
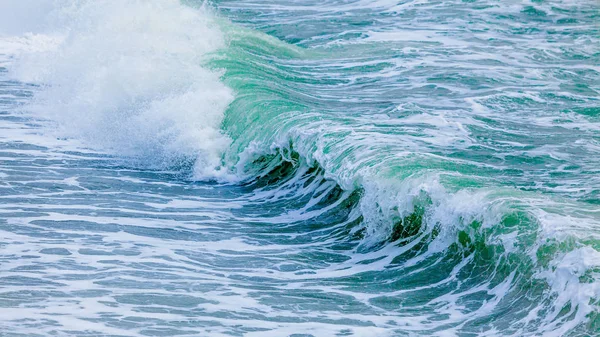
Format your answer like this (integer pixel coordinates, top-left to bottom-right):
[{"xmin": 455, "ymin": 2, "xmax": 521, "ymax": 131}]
[{"xmin": 0, "ymin": 0, "xmax": 599, "ymax": 336}]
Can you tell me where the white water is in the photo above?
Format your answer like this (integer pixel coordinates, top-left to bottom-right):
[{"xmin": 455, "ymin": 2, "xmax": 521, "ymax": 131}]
[
  {"xmin": 2, "ymin": 0, "xmax": 234, "ymax": 179},
  {"xmin": 1, "ymin": 0, "xmax": 599, "ymax": 336}
]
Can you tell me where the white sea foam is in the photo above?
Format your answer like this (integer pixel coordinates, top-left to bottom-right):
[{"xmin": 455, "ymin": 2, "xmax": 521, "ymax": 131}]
[{"xmin": 4, "ymin": 0, "xmax": 234, "ymax": 179}]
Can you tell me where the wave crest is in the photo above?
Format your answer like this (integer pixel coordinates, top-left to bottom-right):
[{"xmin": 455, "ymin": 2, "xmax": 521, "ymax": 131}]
[{"xmin": 7, "ymin": 0, "xmax": 234, "ymax": 179}]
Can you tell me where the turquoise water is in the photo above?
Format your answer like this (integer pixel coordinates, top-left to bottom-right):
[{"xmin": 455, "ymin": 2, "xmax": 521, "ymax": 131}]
[{"xmin": 0, "ymin": 0, "xmax": 599, "ymax": 336}]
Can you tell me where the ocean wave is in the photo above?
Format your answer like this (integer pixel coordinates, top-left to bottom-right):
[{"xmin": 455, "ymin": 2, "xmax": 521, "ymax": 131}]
[{"xmin": 2, "ymin": 0, "xmax": 599, "ymax": 335}]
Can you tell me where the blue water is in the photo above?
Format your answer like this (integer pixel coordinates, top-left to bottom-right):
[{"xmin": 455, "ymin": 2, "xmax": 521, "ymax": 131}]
[{"xmin": 0, "ymin": 1, "xmax": 599, "ymax": 336}]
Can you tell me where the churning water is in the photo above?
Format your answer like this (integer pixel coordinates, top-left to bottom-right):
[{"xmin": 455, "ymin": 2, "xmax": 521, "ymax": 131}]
[{"xmin": 0, "ymin": 0, "xmax": 599, "ymax": 336}]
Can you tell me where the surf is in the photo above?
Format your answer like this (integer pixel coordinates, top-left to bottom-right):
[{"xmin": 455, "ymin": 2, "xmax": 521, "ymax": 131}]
[{"xmin": 1, "ymin": 0, "xmax": 599, "ymax": 336}]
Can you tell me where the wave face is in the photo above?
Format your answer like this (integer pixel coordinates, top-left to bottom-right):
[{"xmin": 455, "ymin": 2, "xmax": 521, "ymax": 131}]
[{"xmin": 1, "ymin": 0, "xmax": 599, "ymax": 336}]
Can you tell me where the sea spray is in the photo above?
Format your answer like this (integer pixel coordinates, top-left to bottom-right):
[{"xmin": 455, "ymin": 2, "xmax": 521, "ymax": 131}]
[{"xmin": 7, "ymin": 0, "xmax": 234, "ymax": 179}]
